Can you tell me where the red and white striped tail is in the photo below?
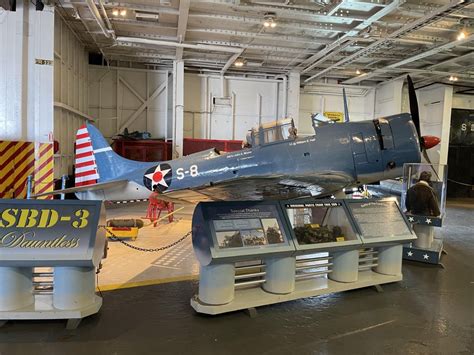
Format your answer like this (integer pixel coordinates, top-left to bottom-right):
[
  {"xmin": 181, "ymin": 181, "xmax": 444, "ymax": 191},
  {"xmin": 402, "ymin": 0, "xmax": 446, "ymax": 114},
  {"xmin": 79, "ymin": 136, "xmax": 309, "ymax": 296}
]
[{"xmin": 75, "ymin": 125, "xmax": 100, "ymax": 187}]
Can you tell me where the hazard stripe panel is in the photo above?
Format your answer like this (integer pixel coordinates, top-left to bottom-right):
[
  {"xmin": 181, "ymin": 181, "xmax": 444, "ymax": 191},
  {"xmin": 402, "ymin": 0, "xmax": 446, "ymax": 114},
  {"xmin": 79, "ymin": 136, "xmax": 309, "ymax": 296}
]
[{"xmin": 0, "ymin": 141, "xmax": 53, "ymax": 199}]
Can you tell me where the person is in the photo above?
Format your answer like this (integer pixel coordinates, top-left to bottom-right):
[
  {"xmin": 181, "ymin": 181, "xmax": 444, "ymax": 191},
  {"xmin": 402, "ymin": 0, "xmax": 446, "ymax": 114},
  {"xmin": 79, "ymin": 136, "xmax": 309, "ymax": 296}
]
[{"xmin": 406, "ymin": 171, "xmax": 441, "ymax": 216}]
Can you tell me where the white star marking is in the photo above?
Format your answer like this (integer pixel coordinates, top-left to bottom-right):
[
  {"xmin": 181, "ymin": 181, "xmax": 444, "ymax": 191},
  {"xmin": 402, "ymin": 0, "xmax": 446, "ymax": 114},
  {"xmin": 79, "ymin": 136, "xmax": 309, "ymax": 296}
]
[
  {"xmin": 423, "ymin": 254, "xmax": 429, "ymax": 260},
  {"xmin": 408, "ymin": 217, "xmax": 414, "ymax": 222},
  {"xmin": 145, "ymin": 165, "xmax": 171, "ymax": 188},
  {"xmin": 425, "ymin": 218, "xmax": 432, "ymax": 224},
  {"xmin": 407, "ymin": 251, "xmax": 413, "ymax": 257}
]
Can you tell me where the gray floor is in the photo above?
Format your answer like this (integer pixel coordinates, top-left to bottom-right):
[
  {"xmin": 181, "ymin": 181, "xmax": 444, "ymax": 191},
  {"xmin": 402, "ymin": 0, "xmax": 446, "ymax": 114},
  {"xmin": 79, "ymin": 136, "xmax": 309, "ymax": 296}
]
[{"xmin": 0, "ymin": 200, "xmax": 473, "ymax": 355}]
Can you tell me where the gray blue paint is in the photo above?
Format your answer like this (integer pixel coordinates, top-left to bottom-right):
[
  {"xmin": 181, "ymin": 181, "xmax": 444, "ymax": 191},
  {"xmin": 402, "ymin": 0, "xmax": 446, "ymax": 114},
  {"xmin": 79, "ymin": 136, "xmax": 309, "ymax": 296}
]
[{"xmin": 85, "ymin": 113, "xmax": 421, "ymax": 202}]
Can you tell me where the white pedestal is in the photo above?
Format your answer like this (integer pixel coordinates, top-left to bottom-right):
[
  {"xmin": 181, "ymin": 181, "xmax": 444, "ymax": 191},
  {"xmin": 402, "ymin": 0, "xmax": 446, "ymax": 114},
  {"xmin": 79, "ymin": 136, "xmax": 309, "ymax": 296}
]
[
  {"xmin": 262, "ymin": 256, "xmax": 295, "ymax": 294},
  {"xmin": 0, "ymin": 267, "xmax": 34, "ymax": 311},
  {"xmin": 198, "ymin": 264, "xmax": 235, "ymax": 305},
  {"xmin": 413, "ymin": 224, "xmax": 434, "ymax": 249},
  {"xmin": 191, "ymin": 271, "xmax": 402, "ymax": 315},
  {"xmin": 329, "ymin": 250, "xmax": 359, "ymax": 283},
  {"xmin": 376, "ymin": 244, "xmax": 403, "ymax": 276},
  {"xmin": 53, "ymin": 267, "xmax": 96, "ymax": 310},
  {"xmin": 0, "ymin": 294, "xmax": 102, "ymax": 329}
]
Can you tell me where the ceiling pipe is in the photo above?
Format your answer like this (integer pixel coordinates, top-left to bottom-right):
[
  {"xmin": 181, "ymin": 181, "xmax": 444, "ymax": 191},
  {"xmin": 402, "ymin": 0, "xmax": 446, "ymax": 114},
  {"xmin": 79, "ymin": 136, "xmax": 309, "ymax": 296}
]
[
  {"xmin": 116, "ymin": 36, "xmax": 243, "ymax": 53},
  {"xmin": 97, "ymin": 0, "xmax": 116, "ymax": 40},
  {"xmin": 85, "ymin": 0, "xmax": 112, "ymax": 39}
]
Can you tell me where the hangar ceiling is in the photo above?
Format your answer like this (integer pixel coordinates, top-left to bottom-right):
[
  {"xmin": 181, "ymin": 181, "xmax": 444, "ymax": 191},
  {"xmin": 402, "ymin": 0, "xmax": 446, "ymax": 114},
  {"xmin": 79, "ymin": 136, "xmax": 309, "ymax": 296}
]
[{"xmin": 58, "ymin": 0, "xmax": 474, "ymax": 88}]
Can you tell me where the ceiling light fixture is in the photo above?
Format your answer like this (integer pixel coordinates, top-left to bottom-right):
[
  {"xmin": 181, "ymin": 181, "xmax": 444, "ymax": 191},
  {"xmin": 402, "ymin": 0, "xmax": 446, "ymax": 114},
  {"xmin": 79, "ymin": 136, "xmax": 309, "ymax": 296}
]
[
  {"xmin": 112, "ymin": 8, "xmax": 119, "ymax": 16},
  {"xmin": 356, "ymin": 69, "xmax": 361, "ymax": 75},
  {"xmin": 234, "ymin": 58, "xmax": 245, "ymax": 67},
  {"xmin": 120, "ymin": 9, "xmax": 127, "ymax": 16},
  {"xmin": 457, "ymin": 30, "xmax": 466, "ymax": 41},
  {"xmin": 263, "ymin": 12, "xmax": 277, "ymax": 28},
  {"xmin": 449, "ymin": 75, "xmax": 458, "ymax": 82}
]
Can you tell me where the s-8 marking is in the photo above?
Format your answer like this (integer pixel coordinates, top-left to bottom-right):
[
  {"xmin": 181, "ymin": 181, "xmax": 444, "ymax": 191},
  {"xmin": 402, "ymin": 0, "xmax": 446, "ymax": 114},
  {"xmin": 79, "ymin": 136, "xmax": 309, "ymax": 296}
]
[{"xmin": 176, "ymin": 165, "xmax": 199, "ymax": 180}]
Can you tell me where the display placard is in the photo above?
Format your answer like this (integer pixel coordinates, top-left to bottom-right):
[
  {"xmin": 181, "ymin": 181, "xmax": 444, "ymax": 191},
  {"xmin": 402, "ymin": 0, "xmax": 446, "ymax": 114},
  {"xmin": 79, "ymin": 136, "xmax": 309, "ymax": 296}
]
[
  {"xmin": 281, "ymin": 199, "xmax": 362, "ymax": 252},
  {"xmin": 0, "ymin": 199, "xmax": 106, "ymax": 267},
  {"xmin": 207, "ymin": 204, "xmax": 289, "ymax": 249},
  {"xmin": 192, "ymin": 201, "xmax": 295, "ymax": 265},
  {"xmin": 345, "ymin": 199, "xmax": 415, "ymax": 244}
]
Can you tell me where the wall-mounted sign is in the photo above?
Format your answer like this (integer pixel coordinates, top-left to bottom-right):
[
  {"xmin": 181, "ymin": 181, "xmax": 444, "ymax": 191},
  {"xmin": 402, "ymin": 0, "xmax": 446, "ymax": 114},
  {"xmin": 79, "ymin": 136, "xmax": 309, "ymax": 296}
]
[
  {"xmin": 35, "ymin": 59, "xmax": 53, "ymax": 66},
  {"xmin": 0, "ymin": 200, "xmax": 105, "ymax": 267},
  {"xmin": 323, "ymin": 111, "xmax": 344, "ymax": 123}
]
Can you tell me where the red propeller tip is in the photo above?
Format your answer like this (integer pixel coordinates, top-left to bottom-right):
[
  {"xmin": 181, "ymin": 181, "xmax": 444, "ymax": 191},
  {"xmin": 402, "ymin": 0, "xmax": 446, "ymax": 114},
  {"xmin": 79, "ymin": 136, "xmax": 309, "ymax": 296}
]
[{"xmin": 423, "ymin": 135, "xmax": 440, "ymax": 149}]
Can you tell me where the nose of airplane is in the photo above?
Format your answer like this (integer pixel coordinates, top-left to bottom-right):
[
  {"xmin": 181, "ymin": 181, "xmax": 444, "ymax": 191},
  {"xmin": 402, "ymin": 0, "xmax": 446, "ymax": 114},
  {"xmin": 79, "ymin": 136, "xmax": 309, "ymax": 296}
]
[{"xmin": 422, "ymin": 135, "xmax": 440, "ymax": 149}]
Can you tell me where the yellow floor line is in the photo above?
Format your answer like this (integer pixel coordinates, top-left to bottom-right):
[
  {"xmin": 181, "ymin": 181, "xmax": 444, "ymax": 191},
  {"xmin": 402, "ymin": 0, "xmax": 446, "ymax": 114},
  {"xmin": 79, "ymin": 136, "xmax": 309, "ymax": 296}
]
[{"xmin": 97, "ymin": 274, "xmax": 199, "ymax": 292}]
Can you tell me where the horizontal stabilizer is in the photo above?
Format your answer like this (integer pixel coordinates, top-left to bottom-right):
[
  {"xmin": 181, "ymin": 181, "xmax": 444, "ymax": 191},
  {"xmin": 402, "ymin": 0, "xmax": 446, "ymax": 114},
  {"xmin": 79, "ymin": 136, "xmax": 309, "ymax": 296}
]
[{"xmin": 32, "ymin": 180, "xmax": 129, "ymax": 198}]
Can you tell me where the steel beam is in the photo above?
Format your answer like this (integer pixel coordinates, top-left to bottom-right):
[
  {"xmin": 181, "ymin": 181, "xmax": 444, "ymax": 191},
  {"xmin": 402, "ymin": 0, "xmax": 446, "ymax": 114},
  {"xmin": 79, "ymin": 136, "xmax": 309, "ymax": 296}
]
[
  {"xmin": 305, "ymin": 0, "xmax": 469, "ymax": 83},
  {"xmin": 343, "ymin": 33, "xmax": 474, "ymax": 84},
  {"xmin": 116, "ymin": 36, "xmax": 243, "ymax": 53},
  {"xmin": 298, "ymin": 0, "xmax": 405, "ymax": 74},
  {"xmin": 176, "ymin": 0, "xmax": 190, "ymax": 60}
]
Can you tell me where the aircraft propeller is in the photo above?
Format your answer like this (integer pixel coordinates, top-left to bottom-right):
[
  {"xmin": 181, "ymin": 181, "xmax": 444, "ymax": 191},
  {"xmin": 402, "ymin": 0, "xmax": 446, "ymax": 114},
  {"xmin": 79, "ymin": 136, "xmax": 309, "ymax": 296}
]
[{"xmin": 406, "ymin": 75, "xmax": 441, "ymax": 163}]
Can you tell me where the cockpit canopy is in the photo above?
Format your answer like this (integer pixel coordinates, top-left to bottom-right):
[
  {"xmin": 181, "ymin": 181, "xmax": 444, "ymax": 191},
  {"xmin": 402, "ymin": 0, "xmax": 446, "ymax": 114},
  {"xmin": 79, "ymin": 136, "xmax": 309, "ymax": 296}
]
[{"xmin": 245, "ymin": 118, "xmax": 297, "ymax": 147}]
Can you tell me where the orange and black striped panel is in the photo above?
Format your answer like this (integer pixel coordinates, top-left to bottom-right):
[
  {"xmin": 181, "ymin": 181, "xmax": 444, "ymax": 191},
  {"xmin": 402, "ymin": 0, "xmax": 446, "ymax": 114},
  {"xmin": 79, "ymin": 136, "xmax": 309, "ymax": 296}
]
[
  {"xmin": 0, "ymin": 141, "xmax": 53, "ymax": 199},
  {"xmin": 34, "ymin": 143, "xmax": 54, "ymax": 199}
]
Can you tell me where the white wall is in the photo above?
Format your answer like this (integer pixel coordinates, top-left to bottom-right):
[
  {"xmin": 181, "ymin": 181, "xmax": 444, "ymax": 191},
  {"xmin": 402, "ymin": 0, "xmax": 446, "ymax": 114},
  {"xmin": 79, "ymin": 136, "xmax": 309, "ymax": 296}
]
[
  {"xmin": 374, "ymin": 80, "xmax": 404, "ymax": 117},
  {"xmin": 54, "ymin": 13, "xmax": 89, "ymax": 176},
  {"xmin": 452, "ymin": 94, "xmax": 474, "ymax": 110},
  {"xmin": 417, "ymin": 84, "xmax": 453, "ymax": 166},
  {"xmin": 0, "ymin": 2, "xmax": 54, "ymax": 142},
  {"xmin": 299, "ymin": 85, "xmax": 375, "ymax": 135},
  {"xmin": 88, "ymin": 66, "xmax": 170, "ymax": 140},
  {"xmin": 184, "ymin": 73, "xmax": 284, "ymax": 140}
]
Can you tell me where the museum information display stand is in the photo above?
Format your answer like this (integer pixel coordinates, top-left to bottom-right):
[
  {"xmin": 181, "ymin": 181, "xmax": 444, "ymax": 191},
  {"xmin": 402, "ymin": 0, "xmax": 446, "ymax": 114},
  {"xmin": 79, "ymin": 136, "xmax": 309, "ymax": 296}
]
[
  {"xmin": 0, "ymin": 200, "xmax": 106, "ymax": 329},
  {"xmin": 400, "ymin": 163, "xmax": 447, "ymax": 265},
  {"xmin": 190, "ymin": 198, "xmax": 415, "ymax": 315}
]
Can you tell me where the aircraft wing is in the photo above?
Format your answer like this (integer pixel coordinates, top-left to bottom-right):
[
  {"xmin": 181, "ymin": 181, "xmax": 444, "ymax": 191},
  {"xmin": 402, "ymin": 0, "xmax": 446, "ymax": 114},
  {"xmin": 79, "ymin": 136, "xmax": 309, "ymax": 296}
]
[
  {"xmin": 32, "ymin": 180, "xmax": 129, "ymax": 198},
  {"xmin": 162, "ymin": 172, "xmax": 354, "ymax": 203}
]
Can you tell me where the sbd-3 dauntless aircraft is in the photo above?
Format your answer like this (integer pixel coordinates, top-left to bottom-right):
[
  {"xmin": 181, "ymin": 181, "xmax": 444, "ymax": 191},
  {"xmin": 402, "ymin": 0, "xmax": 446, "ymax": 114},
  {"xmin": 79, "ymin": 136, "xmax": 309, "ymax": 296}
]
[{"xmin": 37, "ymin": 76, "xmax": 440, "ymax": 203}]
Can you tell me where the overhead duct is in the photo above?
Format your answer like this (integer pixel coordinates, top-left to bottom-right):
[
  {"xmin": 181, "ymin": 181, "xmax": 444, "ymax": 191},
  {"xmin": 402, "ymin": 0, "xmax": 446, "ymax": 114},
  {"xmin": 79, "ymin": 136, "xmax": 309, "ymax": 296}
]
[{"xmin": 116, "ymin": 36, "xmax": 243, "ymax": 54}]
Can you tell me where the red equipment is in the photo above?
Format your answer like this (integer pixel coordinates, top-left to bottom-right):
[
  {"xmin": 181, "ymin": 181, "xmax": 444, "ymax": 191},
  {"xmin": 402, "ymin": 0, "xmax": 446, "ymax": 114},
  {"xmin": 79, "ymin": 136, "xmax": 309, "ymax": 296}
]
[{"xmin": 146, "ymin": 192, "xmax": 175, "ymax": 227}]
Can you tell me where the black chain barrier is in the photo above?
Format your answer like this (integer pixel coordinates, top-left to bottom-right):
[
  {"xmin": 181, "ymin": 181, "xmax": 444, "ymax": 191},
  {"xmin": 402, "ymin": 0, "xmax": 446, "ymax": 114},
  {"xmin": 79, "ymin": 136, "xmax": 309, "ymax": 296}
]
[{"xmin": 99, "ymin": 226, "xmax": 192, "ymax": 252}]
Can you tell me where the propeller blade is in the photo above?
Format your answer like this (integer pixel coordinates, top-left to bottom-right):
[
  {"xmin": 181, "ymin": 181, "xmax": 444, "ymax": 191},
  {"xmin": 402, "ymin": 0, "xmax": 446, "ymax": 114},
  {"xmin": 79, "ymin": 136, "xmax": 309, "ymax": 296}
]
[{"xmin": 407, "ymin": 75, "xmax": 422, "ymax": 150}]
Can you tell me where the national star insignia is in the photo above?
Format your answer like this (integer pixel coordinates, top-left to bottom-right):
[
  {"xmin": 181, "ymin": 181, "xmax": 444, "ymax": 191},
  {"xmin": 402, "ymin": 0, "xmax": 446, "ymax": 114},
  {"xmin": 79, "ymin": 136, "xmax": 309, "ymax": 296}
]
[
  {"xmin": 408, "ymin": 216, "xmax": 414, "ymax": 222},
  {"xmin": 145, "ymin": 165, "xmax": 171, "ymax": 188},
  {"xmin": 425, "ymin": 218, "xmax": 432, "ymax": 224},
  {"xmin": 407, "ymin": 251, "xmax": 413, "ymax": 257},
  {"xmin": 423, "ymin": 254, "xmax": 429, "ymax": 260}
]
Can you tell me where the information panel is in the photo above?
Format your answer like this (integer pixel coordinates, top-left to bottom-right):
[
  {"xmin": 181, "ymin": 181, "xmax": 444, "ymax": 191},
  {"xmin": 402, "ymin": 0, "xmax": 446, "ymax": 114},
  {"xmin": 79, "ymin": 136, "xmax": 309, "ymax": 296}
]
[
  {"xmin": 207, "ymin": 204, "xmax": 288, "ymax": 249},
  {"xmin": 346, "ymin": 199, "xmax": 415, "ymax": 244},
  {"xmin": 192, "ymin": 201, "xmax": 295, "ymax": 265},
  {"xmin": 281, "ymin": 200, "xmax": 362, "ymax": 251}
]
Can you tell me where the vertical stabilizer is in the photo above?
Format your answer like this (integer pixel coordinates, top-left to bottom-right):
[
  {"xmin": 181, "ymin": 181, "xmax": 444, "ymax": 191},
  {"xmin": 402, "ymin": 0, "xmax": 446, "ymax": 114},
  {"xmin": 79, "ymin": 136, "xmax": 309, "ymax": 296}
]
[{"xmin": 74, "ymin": 123, "xmax": 154, "ymax": 185}]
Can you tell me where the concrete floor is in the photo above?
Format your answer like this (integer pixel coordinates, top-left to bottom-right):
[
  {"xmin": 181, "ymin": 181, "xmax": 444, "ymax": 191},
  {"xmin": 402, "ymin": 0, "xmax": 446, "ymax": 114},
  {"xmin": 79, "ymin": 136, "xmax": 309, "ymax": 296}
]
[
  {"xmin": 98, "ymin": 202, "xmax": 199, "ymax": 290},
  {"xmin": 0, "ymin": 200, "xmax": 472, "ymax": 355}
]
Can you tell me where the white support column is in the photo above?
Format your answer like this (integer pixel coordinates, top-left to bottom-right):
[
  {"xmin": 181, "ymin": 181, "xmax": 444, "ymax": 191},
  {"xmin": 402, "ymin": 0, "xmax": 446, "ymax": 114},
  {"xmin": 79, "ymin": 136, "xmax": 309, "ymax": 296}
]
[
  {"xmin": 439, "ymin": 86, "xmax": 453, "ymax": 166},
  {"xmin": 172, "ymin": 60, "xmax": 184, "ymax": 158},
  {"xmin": 417, "ymin": 84, "xmax": 453, "ymax": 166},
  {"xmin": 374, "ymin": 79, "xmax": 404, "ymax": 118},
  {"xmin": 0, "ymin": 1, "xmax": 54, "ymax": 142},
  {"xmin": 287, "ymin": 71, "xmax": 300, "ymax": 126}
]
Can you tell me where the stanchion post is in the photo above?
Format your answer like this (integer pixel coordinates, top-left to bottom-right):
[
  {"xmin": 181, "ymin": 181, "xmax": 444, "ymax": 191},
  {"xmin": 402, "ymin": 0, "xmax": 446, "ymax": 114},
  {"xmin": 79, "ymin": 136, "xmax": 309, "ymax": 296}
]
[{"xmin": 60, "ymin": 175, "xmax": 68, "ymax": 200}]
